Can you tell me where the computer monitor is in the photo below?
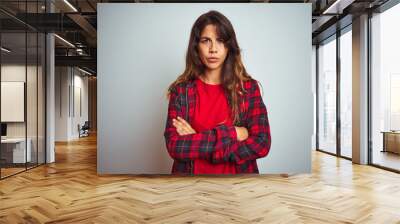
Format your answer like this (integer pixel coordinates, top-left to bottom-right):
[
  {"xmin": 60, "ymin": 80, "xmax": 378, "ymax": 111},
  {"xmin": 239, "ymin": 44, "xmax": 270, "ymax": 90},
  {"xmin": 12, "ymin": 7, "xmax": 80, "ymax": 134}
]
[{"xmin": 1, "ymin": 123, "xmax": 7, "ymax": 137}]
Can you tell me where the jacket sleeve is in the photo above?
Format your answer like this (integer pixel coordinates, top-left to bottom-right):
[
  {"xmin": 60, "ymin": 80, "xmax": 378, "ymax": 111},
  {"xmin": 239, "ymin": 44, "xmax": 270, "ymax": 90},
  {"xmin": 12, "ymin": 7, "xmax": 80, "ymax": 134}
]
[
  {"xmin": 211, "ymin": 80, "xmax": 271, "ymax": 165},
  {"xmin": 164, "ymin": 86, "xmax": 237, "ymax": 161}
]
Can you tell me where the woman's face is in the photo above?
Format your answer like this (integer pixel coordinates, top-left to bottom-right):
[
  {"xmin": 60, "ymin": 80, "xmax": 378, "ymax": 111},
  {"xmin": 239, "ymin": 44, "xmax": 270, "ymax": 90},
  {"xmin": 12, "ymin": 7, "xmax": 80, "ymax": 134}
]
[{"xmin": 198, "ymin": 24, "xmax": 228, "ymax": 72}]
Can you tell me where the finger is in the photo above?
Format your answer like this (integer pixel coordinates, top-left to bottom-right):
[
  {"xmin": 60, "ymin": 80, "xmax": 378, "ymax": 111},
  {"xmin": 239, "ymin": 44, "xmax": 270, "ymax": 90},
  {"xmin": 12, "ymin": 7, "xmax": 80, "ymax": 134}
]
[
  {"xmin": 176, "ymin": 124, "xmax": 191, "ymax": 135},
  {"xmin": 179, "ymin": 127, "xmax": 195, "ymax": 135},
  {"xmin": 180, "ymin": 126, "xmax": 192, "ymax": 134},
  {"xmin": 177, "ymin": 117, "xmax": 194, "ymax": 130},
  {"xmin": 187, "ymin": 126, "xmax": 196, "ymax": 133},
  {"xmin": 177, "ymin": 116, "xmax": 190, "ymax": 126},
  {"xmin": 178, "ymin": 128, "xmax": 190, "ymax": 136},
  {"xmin": 180, "ymin": 122, "xmax": 194, "ymax": 134},
  {"xmin": 173, "ymin": 119, "xmax": 184, "ymax": 128},
  {"xmin": 173, "ymin": 122, "xmax": 180, "ymax": 130},
  {"xmin": 183, "ymin": 123, "xmax": 196, "ymax": 134},
  {"xmin": 176, "ymin": 127, "xmax": 184, "ymax": 135},
  {"xmin": 173, "ymin": 120, "xmax": 184, "ymax": 134},
  {"xmin": 172, "ymin": 118, "xmax": 178, "ymax": 127},
  {"xmin": 175, "ymin": 117, "xmax": 195, "ymax": 135},
  {"xmin": 173, "ymin": 121, "xmax": 186, "ymax": 132},
  {"xmin": 174, "ymin": 118, "xmax": 186, "ymax": 126}
]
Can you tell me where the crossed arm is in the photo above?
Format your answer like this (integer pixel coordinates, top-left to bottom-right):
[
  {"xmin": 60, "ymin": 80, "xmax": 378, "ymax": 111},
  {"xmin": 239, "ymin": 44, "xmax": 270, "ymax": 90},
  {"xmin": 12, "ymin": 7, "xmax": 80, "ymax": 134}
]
[
  {"xmin": 163, "ymin": 80, "xmax": 271, "ymax": 164},
  {"xmin": 172, "ymin": 116, "xmax": 248, "ymax": 142}
]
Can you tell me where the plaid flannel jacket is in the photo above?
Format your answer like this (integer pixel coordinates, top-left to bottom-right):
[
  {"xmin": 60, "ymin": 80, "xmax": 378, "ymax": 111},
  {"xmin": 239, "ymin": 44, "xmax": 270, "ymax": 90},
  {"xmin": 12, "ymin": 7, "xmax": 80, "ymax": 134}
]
[{"xmin": 164, "ymin": 78, "xmax": 271, "ymax": 175}]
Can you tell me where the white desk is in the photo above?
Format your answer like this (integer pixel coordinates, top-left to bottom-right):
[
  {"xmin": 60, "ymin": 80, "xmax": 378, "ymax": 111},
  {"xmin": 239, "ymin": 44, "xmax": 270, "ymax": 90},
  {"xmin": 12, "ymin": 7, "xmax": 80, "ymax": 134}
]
[{"xmin": 1, "ymin": 138, "xmax": 31, "ymax": 163}]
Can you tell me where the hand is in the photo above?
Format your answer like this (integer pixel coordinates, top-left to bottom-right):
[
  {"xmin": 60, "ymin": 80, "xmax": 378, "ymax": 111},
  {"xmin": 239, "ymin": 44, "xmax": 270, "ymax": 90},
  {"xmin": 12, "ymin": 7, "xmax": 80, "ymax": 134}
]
[
  {"xmin": 172, "ymin": 116, "xmax": 196, "ymax": 136},
  {"xmin": 235, "ymin": 126, "xmax": 248, "ymax": 142}
]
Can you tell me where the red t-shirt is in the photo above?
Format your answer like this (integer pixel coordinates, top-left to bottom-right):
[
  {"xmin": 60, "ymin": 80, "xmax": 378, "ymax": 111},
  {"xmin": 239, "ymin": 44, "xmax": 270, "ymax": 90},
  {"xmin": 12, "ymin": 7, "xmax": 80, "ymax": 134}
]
[{"xmin": 191, "ymin": 77, "xmax": 237, "ymax": 174}]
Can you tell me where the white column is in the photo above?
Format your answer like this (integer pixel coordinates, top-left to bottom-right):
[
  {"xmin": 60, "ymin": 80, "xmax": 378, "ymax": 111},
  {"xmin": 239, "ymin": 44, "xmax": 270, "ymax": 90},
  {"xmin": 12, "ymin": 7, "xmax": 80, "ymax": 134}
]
[
  {"xmin": 352, "ymin": 14, "xmax": 369, "ymax": 164},
  {"xmin": 46, "ymin": 1, "xmax": 56, "ymax": 163}
]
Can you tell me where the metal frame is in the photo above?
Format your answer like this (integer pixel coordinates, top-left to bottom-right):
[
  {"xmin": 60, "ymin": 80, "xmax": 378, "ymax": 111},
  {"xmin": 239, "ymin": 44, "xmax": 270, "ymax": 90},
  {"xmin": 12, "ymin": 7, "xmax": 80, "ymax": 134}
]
[
  {"xmin": 367, "ymin": 10, "xmax": 373, "ymax": 166},
  {"xmin": 25, "ymin": 1, "xmax": 28, "ymax": 172},
  {"xmin": 0, "ymin": 0, "xmax": 47, "ymax": 180},
  {"xmin": 336, "ymin": 27, "xmax": 341, "ymax": 157},
  {"xmin": 44, "ymin": 0, "xmax": 48, "ymax": 165},
  {"xmin": 36, "ymin": 3, "xmax": 39, "ymax": 168},
  {"xmin": 316, "ymin": 44, "xmax": 319, "ymax": 151},
  {"xmin": 0, "ymin": 22, "xmax": 2, "ymax": 179}
]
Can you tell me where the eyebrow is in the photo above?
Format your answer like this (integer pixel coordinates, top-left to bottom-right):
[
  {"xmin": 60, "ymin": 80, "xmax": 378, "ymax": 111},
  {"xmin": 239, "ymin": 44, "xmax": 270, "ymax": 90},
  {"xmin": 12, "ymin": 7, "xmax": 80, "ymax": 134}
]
[{"xmin": 199, "ymin": 36, "xmax": 222, "ymax": 40}]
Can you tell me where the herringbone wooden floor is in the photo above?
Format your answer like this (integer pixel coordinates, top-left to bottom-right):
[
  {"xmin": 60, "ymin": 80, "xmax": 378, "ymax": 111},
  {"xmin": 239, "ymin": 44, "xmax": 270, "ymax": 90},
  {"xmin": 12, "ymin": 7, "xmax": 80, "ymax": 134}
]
[{"xmin": 1, "ymin": 134, "xmax": 400, "ymax": 224}]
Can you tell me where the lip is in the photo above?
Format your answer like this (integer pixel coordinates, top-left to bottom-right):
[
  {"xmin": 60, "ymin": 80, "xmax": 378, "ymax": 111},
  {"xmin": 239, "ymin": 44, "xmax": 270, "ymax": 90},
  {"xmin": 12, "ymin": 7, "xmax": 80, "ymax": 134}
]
[{"xmin": 207, "ymin": 57, "xmax": 219, "ymax": 63}]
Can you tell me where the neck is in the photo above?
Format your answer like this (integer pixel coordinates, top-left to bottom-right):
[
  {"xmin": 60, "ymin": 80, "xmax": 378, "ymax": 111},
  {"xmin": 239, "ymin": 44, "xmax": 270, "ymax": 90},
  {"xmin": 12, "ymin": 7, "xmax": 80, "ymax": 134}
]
[{"xmin": 202, "ymin": 68, "xmax": 222, "ymax": 85}]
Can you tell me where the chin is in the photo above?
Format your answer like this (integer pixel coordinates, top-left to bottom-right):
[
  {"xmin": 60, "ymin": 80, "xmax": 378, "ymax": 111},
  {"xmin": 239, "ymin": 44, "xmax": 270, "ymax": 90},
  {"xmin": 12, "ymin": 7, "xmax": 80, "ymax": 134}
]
[{"xmin": 206, "ymin": 63, "xmax": 222, "ymax": 70}]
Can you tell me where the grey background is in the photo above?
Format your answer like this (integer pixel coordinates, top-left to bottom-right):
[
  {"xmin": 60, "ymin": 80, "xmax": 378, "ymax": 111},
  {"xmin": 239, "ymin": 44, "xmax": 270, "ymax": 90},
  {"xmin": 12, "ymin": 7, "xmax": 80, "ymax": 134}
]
[{"xmin": 98, "ymin": 3, "xmax": 312, "ymax": 174}]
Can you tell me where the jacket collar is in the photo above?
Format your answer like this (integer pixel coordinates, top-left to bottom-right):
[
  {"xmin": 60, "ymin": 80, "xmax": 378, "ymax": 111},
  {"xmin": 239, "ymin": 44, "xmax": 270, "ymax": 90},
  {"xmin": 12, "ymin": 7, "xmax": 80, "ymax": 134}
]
[{"xmin": 185, "ymin": 78, "xmax": 197, "ymax": 89}]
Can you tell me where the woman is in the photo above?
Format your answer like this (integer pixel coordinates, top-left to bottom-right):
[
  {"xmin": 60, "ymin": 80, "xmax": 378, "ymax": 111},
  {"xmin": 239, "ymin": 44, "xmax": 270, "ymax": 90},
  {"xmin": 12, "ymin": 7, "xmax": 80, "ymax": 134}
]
[{"xmin": 164, "ymin": 10, "xmax": 271, "ymax": 175}]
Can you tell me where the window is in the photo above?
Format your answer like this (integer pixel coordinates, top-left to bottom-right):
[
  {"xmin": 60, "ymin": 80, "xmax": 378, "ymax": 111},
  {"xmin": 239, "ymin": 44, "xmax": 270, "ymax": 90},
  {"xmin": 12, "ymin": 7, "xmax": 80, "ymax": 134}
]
[
  {"xmin": 371, "ymin": 3, "xmax": 400, "ymax": 171},
  {"xmin": 340, "ymin": 28, "xmax": 352, "ymax": 158},
  {"xmin": 318, "ymin": 36, "xmax": 337, "ymax": 154}
]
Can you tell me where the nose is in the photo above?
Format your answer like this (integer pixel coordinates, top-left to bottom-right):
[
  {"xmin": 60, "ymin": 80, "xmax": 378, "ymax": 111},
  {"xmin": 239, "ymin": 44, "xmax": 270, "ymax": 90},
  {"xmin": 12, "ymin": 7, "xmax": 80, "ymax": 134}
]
[{"xmin": 209, "ymin": 41, "xmax": 217, "ymax": 53}]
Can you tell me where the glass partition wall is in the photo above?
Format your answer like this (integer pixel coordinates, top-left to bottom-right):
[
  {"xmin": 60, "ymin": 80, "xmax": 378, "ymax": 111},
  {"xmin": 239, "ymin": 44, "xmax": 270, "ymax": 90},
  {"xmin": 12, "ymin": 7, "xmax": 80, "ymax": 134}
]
[
  {"xmin": 339, "ymin": 27, "xmax": 352, "ymax": 159},
  {"xmin": 0, "ymin": 2, "xmax": 46, "ymax": 179},
  {"xmin": 370, "ymin": 3, "xmax": 400, "ymax": 172},
  {"xmin": 317, "ymin": 35, "xmax": 337, "ymax": 155},
  {"xmin": 316, "ymin": 26, "xmax": 353, "ymax": 160},
  {"xmin": 316, "ymin": 1, "xmax": 400, "ymax": 173}
]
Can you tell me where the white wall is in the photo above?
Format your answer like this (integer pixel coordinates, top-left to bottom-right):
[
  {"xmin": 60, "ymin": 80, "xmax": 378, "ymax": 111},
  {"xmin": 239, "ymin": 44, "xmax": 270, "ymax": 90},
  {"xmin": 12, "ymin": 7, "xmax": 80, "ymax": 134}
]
[
  {"xmin": 55, "ymin": 67, "xmax": 69, "ymax": 141},
  {"xmin": 98, "ymin": 3, "xmax": 312, "ymax": 174},
  {"xmin": 71, "ymin": 72, "xmax": 89, "ymax": 138},
  {"xmin": 55, "ymin": 67, "xmax": 89, "ymax": 141}
]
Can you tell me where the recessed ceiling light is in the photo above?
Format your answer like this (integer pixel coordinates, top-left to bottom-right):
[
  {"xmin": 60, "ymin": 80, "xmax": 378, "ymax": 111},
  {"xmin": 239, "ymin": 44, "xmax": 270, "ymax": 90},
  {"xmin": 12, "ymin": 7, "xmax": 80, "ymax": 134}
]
[
  {"xmin": 322, "ymin": 0, "xmax": 348, "ymax": 15},
  {"xmin": 63, "ymin": 0, "xmax": 78, "ymax": 12},
  {"xmin": 54, "ymin": 34, "xmax": 75, "ymax": 48},
  {"xmin": 78, "ymin": 67, "xmax": 92, "ymax": 76},
  {"xmin": 1, "ymin": 47, "xmax": 11, "ymax": 53}
]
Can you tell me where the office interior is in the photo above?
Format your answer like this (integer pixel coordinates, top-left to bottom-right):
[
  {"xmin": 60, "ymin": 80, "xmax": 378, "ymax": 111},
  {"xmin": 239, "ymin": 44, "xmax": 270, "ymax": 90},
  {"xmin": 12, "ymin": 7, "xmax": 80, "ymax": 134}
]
[
  {"xmin": 0, "ymin": 0, "xmax": 400, "ymax": 223},
  {"xmin": 0, "ymin": 0, "xmax": 97, "ymax": 179}
]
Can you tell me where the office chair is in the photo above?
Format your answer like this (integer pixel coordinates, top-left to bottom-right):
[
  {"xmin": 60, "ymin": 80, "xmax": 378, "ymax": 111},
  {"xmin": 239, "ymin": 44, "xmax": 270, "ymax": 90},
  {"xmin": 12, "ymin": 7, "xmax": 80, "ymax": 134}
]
[{"xmin": 79, "ymin": 121, "xmax": 90, "ymax": 138}]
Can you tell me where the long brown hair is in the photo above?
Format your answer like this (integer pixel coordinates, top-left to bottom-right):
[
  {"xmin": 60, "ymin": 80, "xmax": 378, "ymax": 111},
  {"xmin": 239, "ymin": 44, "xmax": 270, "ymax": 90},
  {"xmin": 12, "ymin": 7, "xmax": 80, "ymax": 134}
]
[{"xmin": 167, "ymin": 10, "xmax": 252, "ymax": 125}]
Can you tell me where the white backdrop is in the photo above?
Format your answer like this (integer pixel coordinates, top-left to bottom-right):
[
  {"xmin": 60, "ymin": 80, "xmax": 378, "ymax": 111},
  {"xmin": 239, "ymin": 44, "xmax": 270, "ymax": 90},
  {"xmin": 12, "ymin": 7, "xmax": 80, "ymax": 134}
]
[{"xmin": 98, "ymin": 3, "xmax": 312, "ymax": 174}]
